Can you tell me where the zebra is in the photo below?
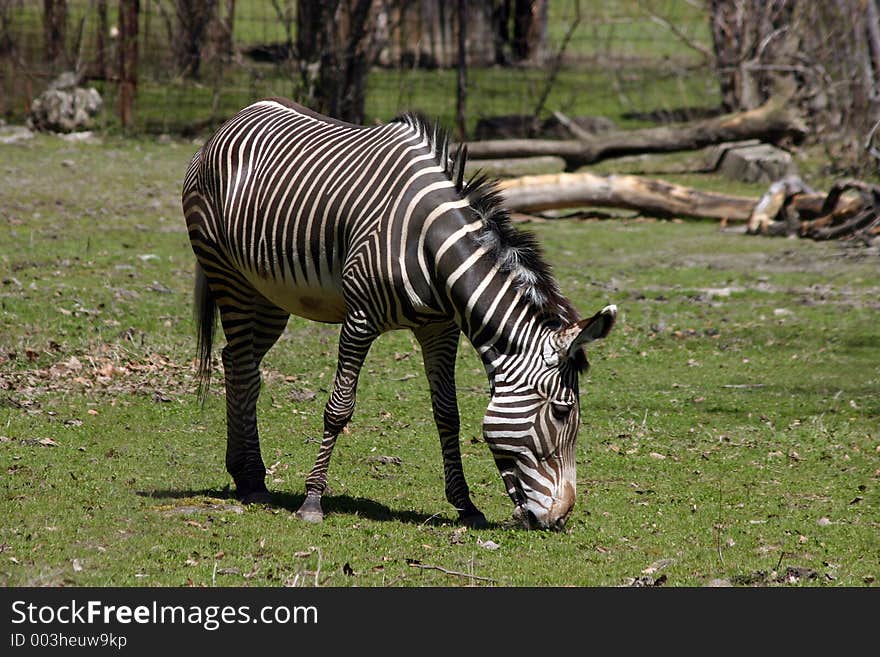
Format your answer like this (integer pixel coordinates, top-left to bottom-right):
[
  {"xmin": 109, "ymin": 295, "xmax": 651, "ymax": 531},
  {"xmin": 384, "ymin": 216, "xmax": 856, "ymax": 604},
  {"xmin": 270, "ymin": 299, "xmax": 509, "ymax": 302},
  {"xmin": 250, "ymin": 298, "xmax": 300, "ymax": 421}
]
[{"xmin": 182, "ymin": 98, "xmax": 616, "ymax": 530}]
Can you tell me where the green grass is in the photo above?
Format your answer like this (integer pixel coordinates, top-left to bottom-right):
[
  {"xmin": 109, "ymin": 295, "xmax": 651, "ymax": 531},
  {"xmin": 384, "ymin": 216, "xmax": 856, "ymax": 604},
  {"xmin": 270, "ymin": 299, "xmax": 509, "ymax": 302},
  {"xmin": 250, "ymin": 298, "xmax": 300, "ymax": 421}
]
[{"xmin": 1, "ymin": 134, "xmax": 878, "ymax": 588}]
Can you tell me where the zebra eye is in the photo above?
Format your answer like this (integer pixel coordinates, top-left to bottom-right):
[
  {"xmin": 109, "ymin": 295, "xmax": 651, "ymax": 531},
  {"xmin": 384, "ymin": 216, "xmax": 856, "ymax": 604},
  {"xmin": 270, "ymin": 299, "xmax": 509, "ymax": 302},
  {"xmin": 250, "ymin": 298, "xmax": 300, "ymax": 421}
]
[{"xmin": 549, "ymin": 401, "xmax": 573, "ymax": 420}]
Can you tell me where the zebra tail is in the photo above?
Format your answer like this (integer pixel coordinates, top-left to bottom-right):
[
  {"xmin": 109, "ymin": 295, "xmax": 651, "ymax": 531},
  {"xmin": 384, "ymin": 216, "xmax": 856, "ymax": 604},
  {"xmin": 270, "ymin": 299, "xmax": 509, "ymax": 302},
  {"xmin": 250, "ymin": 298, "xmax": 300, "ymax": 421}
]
[{"xmin": 193, "ymin": 263, "xmax": 216, "ymax": 404}]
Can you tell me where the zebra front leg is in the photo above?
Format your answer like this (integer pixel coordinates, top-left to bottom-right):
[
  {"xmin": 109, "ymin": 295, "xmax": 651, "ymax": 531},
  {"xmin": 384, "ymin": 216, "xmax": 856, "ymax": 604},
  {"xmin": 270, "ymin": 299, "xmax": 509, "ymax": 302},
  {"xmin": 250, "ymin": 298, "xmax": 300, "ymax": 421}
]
[
  {"xmin": 296, "ymin": 312, "xmax": 377, "ymax": 522},
  {"xmin": 415, "ymin": 321, "xmax": 488, "ymax": 528}
]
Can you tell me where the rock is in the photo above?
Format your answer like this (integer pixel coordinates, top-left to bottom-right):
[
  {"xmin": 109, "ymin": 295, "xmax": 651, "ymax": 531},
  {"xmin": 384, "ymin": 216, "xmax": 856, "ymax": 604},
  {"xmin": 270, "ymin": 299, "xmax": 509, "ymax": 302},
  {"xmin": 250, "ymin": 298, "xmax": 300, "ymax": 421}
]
[
  {"xmin": 717, "ymin": 142, "xmax": 795, "ymax": 184},
  {"xmin": 28, "ymin": 73, "xmax": 103, "ymax": 133},
  {"xmin": 704, "ymin": 578, "xmax": 733, "ymax": 587},
  {"xmin": 47, "ymin": 71, "xmax": 81, "ymax": 91},
  {"xmin": 60, "ymin": 131, "xmax": 100, "ymax": 144},
  {"xmin": 0, "ymin": 124, "xmax": 34, "ymax": 144}
]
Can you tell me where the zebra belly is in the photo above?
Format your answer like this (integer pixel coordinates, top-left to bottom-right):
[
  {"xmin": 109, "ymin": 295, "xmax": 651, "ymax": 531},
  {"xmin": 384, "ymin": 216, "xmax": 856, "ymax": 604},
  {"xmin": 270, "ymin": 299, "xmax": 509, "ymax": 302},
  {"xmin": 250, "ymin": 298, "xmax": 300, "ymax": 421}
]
[{"xmin": 248, "ymin": 274, "xmax": 347, "ymax": 324}]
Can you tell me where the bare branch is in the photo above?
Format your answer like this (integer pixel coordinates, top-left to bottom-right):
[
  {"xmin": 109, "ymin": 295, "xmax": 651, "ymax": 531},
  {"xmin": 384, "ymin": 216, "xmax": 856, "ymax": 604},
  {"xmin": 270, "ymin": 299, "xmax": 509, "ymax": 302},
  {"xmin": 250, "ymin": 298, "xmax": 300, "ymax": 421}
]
[
  {"xmin": 551, "ymin": 110, "xmax": 593, "ymax": 142},
  {"xmin": 637, "ymin": 0, "xmax": 712, "ymax": 63},
  {"xmin": 407, "ymin": 560, "xmax": 497, "ymax": 583},
  {"xmin": 531, "ymin": 0, "xmax": 580, "ymax": 120}
]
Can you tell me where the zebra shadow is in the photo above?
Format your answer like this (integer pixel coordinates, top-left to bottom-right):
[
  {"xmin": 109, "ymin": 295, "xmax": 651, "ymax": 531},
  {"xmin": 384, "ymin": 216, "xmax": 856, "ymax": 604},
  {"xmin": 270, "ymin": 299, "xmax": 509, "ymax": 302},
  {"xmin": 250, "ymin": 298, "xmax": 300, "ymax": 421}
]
[{"xmin": 137, "ymin": 487, "xmax": 489, "ymax": 527}]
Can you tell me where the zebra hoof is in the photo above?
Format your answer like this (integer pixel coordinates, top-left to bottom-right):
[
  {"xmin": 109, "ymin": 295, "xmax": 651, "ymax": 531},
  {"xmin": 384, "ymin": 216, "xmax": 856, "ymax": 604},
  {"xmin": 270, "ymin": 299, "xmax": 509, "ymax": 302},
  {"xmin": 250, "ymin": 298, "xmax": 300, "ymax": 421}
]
[
  {"xmin": 295, "ymin": 495, "xmax": 324, "ymax": 523},
  {"xmin": 235, "ymin": 481, "xmax": 271, "ymax": 505},
  {"xmin": 459, "ymin": 511, "xmax": 488, "ymax": 529},
  {"xmin": 239, "ymin": 489, "xmax": 272, "ymax": 505}
]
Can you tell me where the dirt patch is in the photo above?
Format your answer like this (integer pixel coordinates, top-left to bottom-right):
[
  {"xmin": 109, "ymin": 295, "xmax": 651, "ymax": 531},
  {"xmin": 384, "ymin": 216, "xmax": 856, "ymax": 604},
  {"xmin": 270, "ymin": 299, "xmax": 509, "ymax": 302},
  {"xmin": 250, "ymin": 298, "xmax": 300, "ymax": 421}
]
[
  {"xmin": 156, "ymin": 501, "xmax": 244, "ymax": 516},
  {"xmin": 0, "ymin": 341, "xmax": 197, "ymax": 407}
]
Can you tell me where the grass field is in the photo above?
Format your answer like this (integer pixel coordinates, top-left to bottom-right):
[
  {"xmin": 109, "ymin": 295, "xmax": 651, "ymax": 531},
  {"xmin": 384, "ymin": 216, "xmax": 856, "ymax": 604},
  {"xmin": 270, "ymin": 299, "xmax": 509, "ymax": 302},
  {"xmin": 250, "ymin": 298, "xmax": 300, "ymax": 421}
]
[{"xmin": 1, "ymin": 132, "xmax": 877, "ymax": 587}]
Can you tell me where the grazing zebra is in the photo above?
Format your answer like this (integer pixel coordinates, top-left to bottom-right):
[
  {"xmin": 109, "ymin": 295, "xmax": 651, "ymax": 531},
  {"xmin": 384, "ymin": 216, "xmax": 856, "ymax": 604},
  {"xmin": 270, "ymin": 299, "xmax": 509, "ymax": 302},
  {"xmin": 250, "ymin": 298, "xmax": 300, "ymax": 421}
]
[{"xmin": 182, "ymin": 98, "xmax": 616, "ymax": 530}]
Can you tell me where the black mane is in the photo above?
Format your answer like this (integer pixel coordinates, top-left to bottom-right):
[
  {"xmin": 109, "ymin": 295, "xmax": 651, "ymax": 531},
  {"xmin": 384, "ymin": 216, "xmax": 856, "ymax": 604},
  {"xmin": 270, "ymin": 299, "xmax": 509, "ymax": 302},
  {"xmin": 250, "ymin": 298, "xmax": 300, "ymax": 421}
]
[{"xmin": 391, "ymin": 112, "xmax": 580, "ymax": 327}]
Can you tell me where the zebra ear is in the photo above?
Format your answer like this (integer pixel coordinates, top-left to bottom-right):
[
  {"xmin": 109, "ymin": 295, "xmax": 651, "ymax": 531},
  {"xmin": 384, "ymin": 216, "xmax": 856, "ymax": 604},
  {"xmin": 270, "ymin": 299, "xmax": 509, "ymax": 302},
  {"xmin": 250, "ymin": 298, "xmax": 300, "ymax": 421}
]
[{"xmin": 557, "ymin": 304, "xmax": 617, "ymax": 359}]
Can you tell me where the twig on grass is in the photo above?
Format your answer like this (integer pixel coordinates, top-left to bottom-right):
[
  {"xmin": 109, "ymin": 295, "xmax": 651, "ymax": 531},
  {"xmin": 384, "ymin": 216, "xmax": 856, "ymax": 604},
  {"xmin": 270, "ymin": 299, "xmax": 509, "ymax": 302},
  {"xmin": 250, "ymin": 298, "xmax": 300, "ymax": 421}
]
[
  {"xmin": 714, "ymin": 485, "xmax": 725, "ymax": 567},
  {"xmin": 407, "ymin": 560, "xmax": 497, "ymax": 583},
  {"xmin": 775, "ymin": 550, "xmax": 786, "ymax": 574},
  {"xmin": 420, "ymin": 511, "xmax": 445, "ymax": 527}
]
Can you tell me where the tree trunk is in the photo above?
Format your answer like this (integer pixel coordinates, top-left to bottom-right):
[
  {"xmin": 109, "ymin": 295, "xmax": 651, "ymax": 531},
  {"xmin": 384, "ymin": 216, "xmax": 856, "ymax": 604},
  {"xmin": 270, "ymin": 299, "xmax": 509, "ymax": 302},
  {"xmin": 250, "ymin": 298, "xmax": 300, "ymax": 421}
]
[
  {"xmin": 456, "ymin": 0, "xmax": 467, "ymax": 141},
  {"xmin": 465, "ymin": 96, "xmax": 805, "ymax": 170},
  {"xmin": 512, "ymin": 0, "xmax": 547, "ymax": 64},
  {"xmin": 212, "ymin": 0, "xmax": 236, "ymax": 61},
  {"xmin": 94, "ymin": 0, "xmax": 108, "ymax": 80},
  {"xmin": 43, "ymin": 0, "xmax": 68, "ymax": 73},
  {"xmin": 497, "ymin": 172, "xmax": 757, "ymax": 221},
  {"xmin": 490, "ymin": 0, "xmax": 512, "ymax": 65},
  {"xmin": 707, "ymin": 0, "xmax": 796, "ymax": 112},
  {"xmin": 118, "ymin": 0, "xmax": 139, "ymax": 128},
  {"xmin": 296, "ymin": 0, "xmax": 374, "ymax": 123},
  {"xmin": 174, "ymin": 0, "xmax": 217, "ymax": 79}
]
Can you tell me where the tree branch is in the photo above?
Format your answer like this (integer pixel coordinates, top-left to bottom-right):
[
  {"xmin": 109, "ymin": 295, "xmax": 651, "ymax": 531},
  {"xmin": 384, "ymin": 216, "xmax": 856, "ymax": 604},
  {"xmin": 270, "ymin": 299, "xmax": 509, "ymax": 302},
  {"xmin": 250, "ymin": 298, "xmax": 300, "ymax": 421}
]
[{"xmin": 637, "ymin": 0, "xmax": 712, "ymax": 64}]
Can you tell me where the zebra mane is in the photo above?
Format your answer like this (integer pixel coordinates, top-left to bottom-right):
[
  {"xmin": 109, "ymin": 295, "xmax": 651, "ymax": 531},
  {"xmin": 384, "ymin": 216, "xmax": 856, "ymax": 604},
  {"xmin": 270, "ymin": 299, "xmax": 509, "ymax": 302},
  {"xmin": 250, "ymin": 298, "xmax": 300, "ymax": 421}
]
[{"xmin": 391, "ymin": 112, "xmax": 580, "ymax": 327}]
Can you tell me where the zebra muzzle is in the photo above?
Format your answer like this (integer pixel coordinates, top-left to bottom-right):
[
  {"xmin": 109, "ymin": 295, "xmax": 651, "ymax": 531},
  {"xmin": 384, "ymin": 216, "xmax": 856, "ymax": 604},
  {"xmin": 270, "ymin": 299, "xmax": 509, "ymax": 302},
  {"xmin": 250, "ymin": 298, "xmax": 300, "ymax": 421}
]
[{"xmin": 512, "ymin": 504, "xmax": 538, "ymax": 530}]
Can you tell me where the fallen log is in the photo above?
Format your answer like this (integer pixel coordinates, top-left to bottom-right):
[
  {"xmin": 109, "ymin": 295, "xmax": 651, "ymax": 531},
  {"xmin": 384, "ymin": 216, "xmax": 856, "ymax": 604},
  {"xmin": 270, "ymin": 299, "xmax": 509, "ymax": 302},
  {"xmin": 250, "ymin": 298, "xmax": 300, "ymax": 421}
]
[
  {"xmin": 465, "ymin": 96, "xmax": 806, "ymax": 171},
  {"xmin": 495, "ymin": 169, "xmax": 879, "ymax": 247},
  {"xmin": 463, "ymin": 155, "xmax": 566, "ymax": 178},
  {"xmin": 745, "ymin": 177, "xmax": 880, "ymax": 243},
  {"xmin": 497, "ymin": 172, "xmax": 757, "ymax": 221}
]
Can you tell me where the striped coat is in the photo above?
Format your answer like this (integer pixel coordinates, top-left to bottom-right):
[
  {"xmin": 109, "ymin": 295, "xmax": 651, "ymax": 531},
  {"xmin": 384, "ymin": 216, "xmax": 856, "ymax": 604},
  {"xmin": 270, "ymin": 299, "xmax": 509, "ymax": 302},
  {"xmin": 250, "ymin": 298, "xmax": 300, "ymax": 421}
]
[{"xmin": 183, "ymin": 98, "xmax": 616, "ymax": 529}]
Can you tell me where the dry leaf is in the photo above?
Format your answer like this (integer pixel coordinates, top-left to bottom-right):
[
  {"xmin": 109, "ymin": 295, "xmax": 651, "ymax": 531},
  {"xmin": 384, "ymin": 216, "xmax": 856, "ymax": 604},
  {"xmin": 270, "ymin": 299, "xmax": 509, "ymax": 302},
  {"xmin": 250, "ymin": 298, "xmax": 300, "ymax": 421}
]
[
  {"xmin": 642, "ymin": 558, "xmax": 675, "ymax": 575},
  {"xmin": 290, "ymin": 388, "xmax": 316, "ymax": 402},
  {"xmin": 449, "ymin": 527, "xmax": 467, "ymax": 545}
]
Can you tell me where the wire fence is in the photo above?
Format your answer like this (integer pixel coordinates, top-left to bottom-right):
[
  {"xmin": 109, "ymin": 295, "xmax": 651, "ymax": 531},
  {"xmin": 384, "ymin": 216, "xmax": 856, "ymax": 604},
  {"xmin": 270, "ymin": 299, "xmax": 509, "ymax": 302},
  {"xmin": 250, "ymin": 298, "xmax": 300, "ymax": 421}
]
[{"xmin": 1, "ymin": 1, "xmax": 719, "ymax": 136}]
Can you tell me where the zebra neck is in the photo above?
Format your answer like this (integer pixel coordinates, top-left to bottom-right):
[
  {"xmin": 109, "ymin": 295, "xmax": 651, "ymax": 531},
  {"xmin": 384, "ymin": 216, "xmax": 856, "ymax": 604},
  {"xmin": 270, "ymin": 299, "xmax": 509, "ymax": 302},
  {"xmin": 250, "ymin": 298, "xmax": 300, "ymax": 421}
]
[
  {"xmin": 424, "ymin": 205, "xmax": 551, "ymax": 369},
  {"xmin": 436, "ymin": 240, "xmax": 543, "ymax": 362}
]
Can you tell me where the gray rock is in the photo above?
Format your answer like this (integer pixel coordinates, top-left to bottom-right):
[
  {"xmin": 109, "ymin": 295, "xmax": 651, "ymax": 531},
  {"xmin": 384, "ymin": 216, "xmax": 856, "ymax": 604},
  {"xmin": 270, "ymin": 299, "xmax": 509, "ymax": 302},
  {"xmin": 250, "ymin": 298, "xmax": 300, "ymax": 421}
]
[
  {"xmin": 0, "ymin": 124, "xmax": 34, "ymax": 144},
  {"xmin": 717, "ymin": 143, "xmax": 795, "ymax": 184},
  {"xmin": 704, "ymin": 578, "xmax": 733, "ymax": 587},
  {"xmin": 28, "ymin": 74, "xmax": 103, "ymax": 133}
]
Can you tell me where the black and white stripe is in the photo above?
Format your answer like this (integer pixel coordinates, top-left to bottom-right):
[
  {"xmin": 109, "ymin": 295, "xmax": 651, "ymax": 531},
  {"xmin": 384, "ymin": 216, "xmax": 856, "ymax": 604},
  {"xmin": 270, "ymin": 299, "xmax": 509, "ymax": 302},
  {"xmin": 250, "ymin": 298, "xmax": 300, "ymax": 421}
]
[{"xmin": 183, "ymin": 98, "xmax": 616, "ymax": 529}]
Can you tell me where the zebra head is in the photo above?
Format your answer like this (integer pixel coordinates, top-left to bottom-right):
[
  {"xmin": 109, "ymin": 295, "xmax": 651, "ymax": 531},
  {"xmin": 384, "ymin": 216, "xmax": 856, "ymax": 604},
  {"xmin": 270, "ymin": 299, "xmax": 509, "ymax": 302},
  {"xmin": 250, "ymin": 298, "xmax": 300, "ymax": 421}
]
[{"xmin": 483, "ymin": 304, "xmax": 617, "ymax": 530}]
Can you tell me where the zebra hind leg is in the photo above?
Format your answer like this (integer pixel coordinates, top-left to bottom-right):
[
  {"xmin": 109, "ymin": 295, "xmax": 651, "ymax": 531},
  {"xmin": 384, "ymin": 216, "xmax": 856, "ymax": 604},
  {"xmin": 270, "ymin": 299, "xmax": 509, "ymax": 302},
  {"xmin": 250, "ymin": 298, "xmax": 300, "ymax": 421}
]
[
  {"xmin": 296, "ymin": 311, "xmax": 377, "ymax": 522},
  {"xmin": 218, "ymin": 291, "xmax": 290, "ymax": 504},
  {"xmin": 415, "ymin": 321, "xmax": 488, "ymax": 528}
]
